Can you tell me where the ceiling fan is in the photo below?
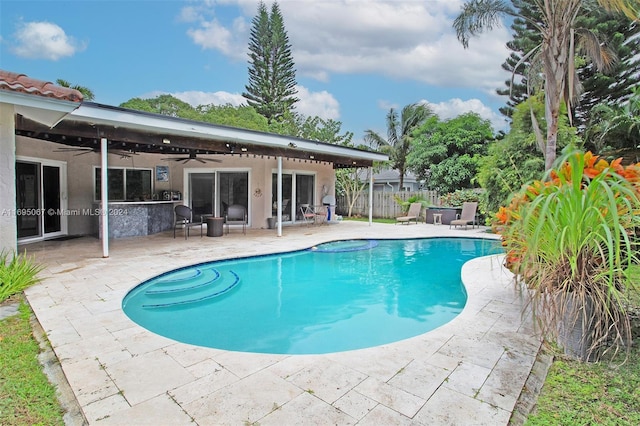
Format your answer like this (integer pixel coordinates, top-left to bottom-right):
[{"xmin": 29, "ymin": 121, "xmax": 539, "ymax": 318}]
[
  {"xmin": 162, "ymin": 151, "xmax": 222, "ymax": 164},
  {"xmin": 53, "ymin": 147, "xmax": 138, "ymax": 159}
]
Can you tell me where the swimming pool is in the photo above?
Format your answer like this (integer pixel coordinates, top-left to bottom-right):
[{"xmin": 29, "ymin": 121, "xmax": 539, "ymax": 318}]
[{"xmin": 122, "ymin": 237, "xmax": 502, "ymax": 354}]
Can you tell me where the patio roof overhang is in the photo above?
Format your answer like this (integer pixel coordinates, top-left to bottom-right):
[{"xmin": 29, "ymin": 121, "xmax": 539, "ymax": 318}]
[{"xmin": 13, "ymin": 101, "xmax": 388, "ymax": 168}]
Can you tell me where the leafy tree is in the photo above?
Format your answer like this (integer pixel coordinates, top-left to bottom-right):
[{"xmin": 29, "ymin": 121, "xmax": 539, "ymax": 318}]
[
  {"xmin": 454, "ymin": 0, "xmax": 640, "ymax": 170},
  {"xmin": 120, "ymin": 95, "xmax": 196, "ymax": 118},
  {"xmin": 335, "ymin": 167, "xmax": 371, "ymax": 217},
  {"xmin": 573, "ymin": 9, "xmax": 640, "ymax": 129},
  {"xmin": 243, "ymin": 1, "xmax": 298, "ymax": 124},
  {"xmin": 407, "ymin": 112, "xmax": 494, "ymax": 195},
  {"xmin": 584, "ymin": 86, "xmax": 640, "ymax": 155},
  {"xmin": 56, "ymin": 78, "xmax": 95, "ymax": 101},
  {"xmin": 364, "ymin": 103, "xmax": 434, "ymax": 190},
  {"xmin": 477, "ymin": 94, "xmax": 580, "ymax": 213},
  {"xmin": 196, "ymin": 103, "xmax": 269, "ymax": 131}
]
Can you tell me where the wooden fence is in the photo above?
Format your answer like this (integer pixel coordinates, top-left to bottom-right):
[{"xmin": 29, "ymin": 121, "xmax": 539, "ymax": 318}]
[{"xmin": 336, "ymin": 191, "xmax": 440, "ymax": 219}]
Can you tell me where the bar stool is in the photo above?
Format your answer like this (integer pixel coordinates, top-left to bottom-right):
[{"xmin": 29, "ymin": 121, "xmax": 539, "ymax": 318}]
[{"xmin": 433, "ymin": 213, "xmax": 443, "ymax": 225}]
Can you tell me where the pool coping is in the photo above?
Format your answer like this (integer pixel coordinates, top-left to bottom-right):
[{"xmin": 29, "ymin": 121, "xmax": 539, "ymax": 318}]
[{"xmin": 23, "ymin": 222, "xmax": 541, "ymax": 425}]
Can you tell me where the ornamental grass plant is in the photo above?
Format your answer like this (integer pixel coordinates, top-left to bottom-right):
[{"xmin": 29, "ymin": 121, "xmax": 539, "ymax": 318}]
[
  {"xmin": 0, "ymin": 250, "xmax": 44, "ymax": 303},
  {"xmin": 496, "ymin": 150, "xmax": 640, "ymax": 361}
]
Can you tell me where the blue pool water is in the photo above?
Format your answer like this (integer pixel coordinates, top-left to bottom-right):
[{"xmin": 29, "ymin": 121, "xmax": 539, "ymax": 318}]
[{"xmin": 122, "ymin": 237, "xmax": 502, "ymax": 354}]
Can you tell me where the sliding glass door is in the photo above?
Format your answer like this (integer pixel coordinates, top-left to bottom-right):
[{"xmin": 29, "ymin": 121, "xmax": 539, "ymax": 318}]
[
  {"xmin": 187, "ymin": 170, "xmax": 249, "ymax": 222},
  {"xmin": 16, "ymin": 158, "xmax": 67, "ymax": 240},
  {"xmin": 272, "ymin": 172, "xmax": 315, "ymax": 222}
]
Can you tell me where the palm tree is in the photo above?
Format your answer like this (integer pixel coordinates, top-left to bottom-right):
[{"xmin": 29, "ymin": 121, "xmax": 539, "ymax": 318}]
[
  {"xmin": 364, "ymin": 103, "xmax": 434, "ymax": 190},
  {"xmin": 453, "ymin": 0, "xmax": 639, "ymax": 170},
  {"xmin": 56, "ymin": 79, "xmax": 95, "ymax": 101}
]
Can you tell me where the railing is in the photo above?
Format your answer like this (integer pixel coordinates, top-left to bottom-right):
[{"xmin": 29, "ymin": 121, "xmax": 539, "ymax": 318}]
[{"xmin": 336, "ymin": 191, "xmax": 440, "ymax": 219}]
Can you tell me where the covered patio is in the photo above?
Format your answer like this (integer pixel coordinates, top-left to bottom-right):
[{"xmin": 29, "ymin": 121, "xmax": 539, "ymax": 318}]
[{"xmin": 21, "ymin": 222, "xmax": 542, "ymax": 425}]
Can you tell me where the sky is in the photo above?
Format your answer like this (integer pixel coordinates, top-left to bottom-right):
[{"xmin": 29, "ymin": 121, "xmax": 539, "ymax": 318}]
[{"xmin": 0, "ymin": 0, "xmax": 513, "ymax": 142}]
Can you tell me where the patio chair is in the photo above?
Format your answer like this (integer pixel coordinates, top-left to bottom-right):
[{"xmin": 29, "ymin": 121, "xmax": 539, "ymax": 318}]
[
  {"xmin": 173, "ymin": 205, "xmax": 203, "ymax": 239},
  {"xmin": 450, "ymin": 202, "xmax": 478, "ymax": 230},
  {"xmin": 396, "ymin": 202, "xmax": 422, "ymax": 225},
  {"xmin": 299, "ymin": 204, "xmax": 316, "ymax": 226},
  {"xmin": 225, "ymin": 204, "xmax": 247, "ymax": 234}
]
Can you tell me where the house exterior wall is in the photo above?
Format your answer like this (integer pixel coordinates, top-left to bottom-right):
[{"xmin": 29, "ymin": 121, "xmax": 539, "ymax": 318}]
[
  {"xmin": 0, "ymin": 103, "xmax": 18, "ymax": 252},
  {"xmin": 15, "ymin": 136, "xmax": 336, "ymax": 237}
]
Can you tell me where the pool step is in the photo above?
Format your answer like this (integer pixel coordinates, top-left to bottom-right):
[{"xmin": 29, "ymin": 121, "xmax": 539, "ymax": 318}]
[
  {"xmin": 142, "ymin": 270, "xmax": 240, "ymax": 308},
  {"xmin": 145, "ymin": 267, "xmax": 221, "ymax": 294}
]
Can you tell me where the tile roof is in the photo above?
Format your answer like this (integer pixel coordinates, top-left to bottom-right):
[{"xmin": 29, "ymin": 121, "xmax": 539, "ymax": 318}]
[{"xmin": 0, "ymin": 70, "xmax": 83, "ymax": 102}]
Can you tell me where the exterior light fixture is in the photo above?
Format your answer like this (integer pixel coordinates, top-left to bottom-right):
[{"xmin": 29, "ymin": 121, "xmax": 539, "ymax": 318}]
[{"xmin": 162, "ymin": 138, "xmax": 170, "ymax": 144}]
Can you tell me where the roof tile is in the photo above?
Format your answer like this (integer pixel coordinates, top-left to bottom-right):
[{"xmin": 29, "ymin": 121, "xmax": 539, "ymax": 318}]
[{"xmin": 0, "ymin": 69, "xmax": 83, "ymax": 102}]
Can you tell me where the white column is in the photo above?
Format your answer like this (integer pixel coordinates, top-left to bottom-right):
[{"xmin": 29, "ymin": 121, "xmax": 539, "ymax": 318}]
[
  {"xmin": 368, "ymin": 166, "xmax": 373, "ymax": 226},
  {"xmin": 100, "ymin": 138, "xmax": 109, "ymax": 257},
  {"xmin": 0, "ymin": 103, "xmax": 17, "ymax": 253},
  {"xmin": 277, "ymin": 156, "xmax": 283, "ymax": 237}
]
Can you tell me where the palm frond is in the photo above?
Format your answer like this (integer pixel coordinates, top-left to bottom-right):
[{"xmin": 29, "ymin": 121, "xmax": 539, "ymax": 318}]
[{"xmin": 453, "ymin": 0, "xmax": 516, "ymax": 48}]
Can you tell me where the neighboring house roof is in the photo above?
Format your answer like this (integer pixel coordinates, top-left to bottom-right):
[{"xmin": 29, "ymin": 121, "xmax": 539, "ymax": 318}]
[
  {"xmin": 1, "ymin": 69, "xmax": 387, "ymax": 167},
  {"xmin": 358, "ymin": 168, "xmax": 421, "ymax": 184},
  {"xmin": 0, "ymin": 70, "xmax": 83, "ymax": 102}
]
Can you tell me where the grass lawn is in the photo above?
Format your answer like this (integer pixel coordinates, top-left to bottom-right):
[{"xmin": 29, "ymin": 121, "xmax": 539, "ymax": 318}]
[
  {"xmin": 0, "ymin": 297, "xmax": 64, "ymax": 426},
  {"xmin": 342, "ymin": 216, "xmax": 399, "ymax": 224},
  {"xmin": 525, "ymin": 265, "xmax": 640, "ymax": 425}
]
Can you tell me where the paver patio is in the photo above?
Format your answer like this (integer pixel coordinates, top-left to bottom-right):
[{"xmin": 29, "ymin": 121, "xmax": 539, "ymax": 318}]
[{"xmin": 22, "ymin": 221, "xmax": 541, "ymax": 425}]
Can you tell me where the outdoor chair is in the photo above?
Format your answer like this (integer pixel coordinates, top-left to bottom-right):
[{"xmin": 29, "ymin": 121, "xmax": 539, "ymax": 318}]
[
  {"xmin": 299, "ymin": 204, "xmax": 316, "ymax": 226},
  {"xmin": 225, "ymin": 204, "xmax": 247, "ymax": 234},
  {"xmin": 173, "ymin": 205, "xmax": 203, "ymax": 239},
  {"xmin": 396, "ymin": 202, "xmax": 422, "ymax": 225},
  {"xmin": 450, "ymin": 202, "xmax": 478, "ymax": 230}
]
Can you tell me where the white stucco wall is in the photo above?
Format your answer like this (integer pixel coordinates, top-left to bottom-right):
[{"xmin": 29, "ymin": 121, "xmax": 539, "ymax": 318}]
[{"xmin": 0, "ymin": 103, "xmax": 17, "ymax": 253}]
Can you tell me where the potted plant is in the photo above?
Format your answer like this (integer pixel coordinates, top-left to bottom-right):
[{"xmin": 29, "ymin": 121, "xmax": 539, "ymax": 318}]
[{"xmin": 496, "ymin": 150, "xmax": 640, "ymax": 361}]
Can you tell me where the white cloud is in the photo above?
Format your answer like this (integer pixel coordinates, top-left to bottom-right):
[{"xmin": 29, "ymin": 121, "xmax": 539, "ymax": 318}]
[
  {"xmin": 142, "ymin": 90, "xmax": 247, "ymax": 107},
  {"xmin": 293, "ymin": 86, "xmax": 340, "ymax": 120},
  {"xmin": 11, "ymin": 21, "xmax": 85, "ymax": 60},
  {"xmin": 423, "ymin": 98, "xmax": 508, "ymax": 132},
  {"xmin": 181, "ymin": 0, "xmax": 511, "ymax": 93}
]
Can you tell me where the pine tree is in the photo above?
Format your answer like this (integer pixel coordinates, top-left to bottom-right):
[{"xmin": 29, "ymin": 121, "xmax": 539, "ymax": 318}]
[{"xmin": 243, "ymin": 1, "xmax": 298, "ymax": 123}]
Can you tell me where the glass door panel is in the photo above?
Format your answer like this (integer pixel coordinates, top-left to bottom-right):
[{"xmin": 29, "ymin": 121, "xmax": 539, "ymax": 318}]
[
  {"xmin": 189, "ymin": 173, "xmax": 215, "ymax": 221},
  {"xmin": 219, "ymin": 172, "xmax": 248, "ymax": 219},
  {"xmin": 43, "ymin": 165, "xmax": 61, "ymax": 234},
  {"xmin": 296, "ymin": 174, "xmax": 315, "ymax": 220},
  {"xmin": 272, "ymin": 173, "xmax": 293, "ymax": 221},
  {"xmin": 16, "ymin": 162, "xmax": 41, "ymax": 238}
]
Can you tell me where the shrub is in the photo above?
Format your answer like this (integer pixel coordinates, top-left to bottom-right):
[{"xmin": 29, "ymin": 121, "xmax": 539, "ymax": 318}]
[
  {"xmin": 496, "ymin": 150, "xmax": 640, "ymax": 361},
  {"xmin": 393, "ymin": 194, "xmax": 430, "ymax": 213},
  {"xmin": 0, "ymin": 251, "xmax": 44, "ymax": 303}
]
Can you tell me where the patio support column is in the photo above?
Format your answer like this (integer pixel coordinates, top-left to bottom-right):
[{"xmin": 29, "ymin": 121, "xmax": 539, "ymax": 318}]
[
  {"xmin": 100, "ymin": 137, "xmax": 109, "ymax": 257},
  {"xmin": 368, "ymin": 166, "xmax": 373, "ymax": 226},
  {"xmin": 277, "ymin": 156, "xmax": 283, "ymax": 237}
]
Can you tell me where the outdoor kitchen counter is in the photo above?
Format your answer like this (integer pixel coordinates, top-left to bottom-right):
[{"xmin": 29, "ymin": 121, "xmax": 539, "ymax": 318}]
[{"xmin": 95, "ymin": 201, "xmax": 180, "ymax": 238}]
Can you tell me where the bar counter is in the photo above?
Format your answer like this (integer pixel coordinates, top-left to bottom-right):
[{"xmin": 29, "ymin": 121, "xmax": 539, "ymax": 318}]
[{"xmin": 95, "ymin": 200, "xmax": 180, "ymax": 238}]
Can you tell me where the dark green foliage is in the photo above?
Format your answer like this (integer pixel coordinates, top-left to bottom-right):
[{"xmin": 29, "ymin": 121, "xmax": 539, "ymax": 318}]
[
  {"xmin": 243, "ymin": 1, "xmax": 298, "ymax": 123},
  {"xmin": 407, "ymin": 112, "xmax": 494, "ymax": 194},
  {"xmin": 477, "ymin": 95, "xmax": 579, "ymax": 214},
  {"xmin": 120, "ymin": 95, "xmax": 197, "ymax": 118},
  {"xmin": 497, "ymin": 0, "xmax": 640, "ymax": 132}
]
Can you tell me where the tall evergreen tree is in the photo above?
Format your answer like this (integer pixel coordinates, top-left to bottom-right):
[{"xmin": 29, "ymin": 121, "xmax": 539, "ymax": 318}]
[
  {"xmin": 243, "ymin": 1, "xmax": 298, "ymax": 124},
  {"xmin": 456, "ymin": 0, "xmax": 640, "ymax": 169},
  {"xmin": 496, "ymin": 0, "xmax": 640, "ymax": 130}
]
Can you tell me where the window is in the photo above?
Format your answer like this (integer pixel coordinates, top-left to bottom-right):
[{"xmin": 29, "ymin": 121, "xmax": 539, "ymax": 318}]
[{"xmin": 95, "ymin": 168, "xmax": 152, "ymax": 201}]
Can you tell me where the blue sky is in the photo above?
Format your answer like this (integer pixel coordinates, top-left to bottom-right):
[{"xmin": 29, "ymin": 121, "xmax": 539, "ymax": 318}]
[{"xmin": 0, "ymin": 0, "xmax": 513, "ymax": 142}]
